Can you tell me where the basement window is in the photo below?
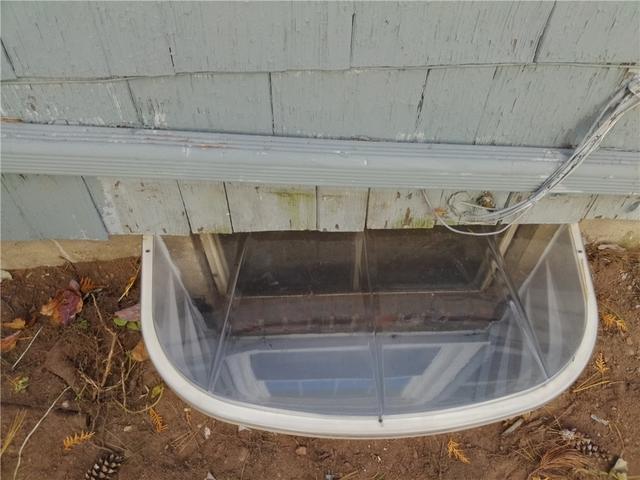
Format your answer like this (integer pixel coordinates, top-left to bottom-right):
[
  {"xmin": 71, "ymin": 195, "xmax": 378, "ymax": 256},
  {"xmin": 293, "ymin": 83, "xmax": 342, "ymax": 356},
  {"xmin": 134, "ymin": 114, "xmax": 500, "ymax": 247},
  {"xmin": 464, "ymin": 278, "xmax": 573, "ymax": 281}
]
[{"xmin": 141, "ymin": 224, "xmax": 596, "ymax": 437}]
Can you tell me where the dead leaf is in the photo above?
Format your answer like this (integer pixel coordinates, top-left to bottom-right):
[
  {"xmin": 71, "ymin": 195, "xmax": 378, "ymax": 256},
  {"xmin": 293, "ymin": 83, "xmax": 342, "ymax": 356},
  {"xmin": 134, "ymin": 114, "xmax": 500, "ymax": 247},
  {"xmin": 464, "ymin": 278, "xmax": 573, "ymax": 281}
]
[
  {"xmin": 41, "ymin": 280, "xmax": 83, "ymax": 326},
  {"xmin": 114, "ymin": 303, "xmax": 141, "ymax": 323},
  {"xmin": 2, "ymin": 318, "xmax": 26, "ymax": 330},
  {"xmin": 131, "ymin": 339, "xmax": 149, "ymax": 362},
  {"xmin": 0, "ymin": 331, "xmax": 21, "ymax": 353}
]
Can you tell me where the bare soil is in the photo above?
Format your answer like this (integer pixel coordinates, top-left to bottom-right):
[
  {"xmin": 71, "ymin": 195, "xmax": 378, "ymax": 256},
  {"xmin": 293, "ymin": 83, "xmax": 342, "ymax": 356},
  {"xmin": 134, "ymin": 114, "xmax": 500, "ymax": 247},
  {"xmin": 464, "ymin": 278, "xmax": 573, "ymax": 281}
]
[{"xmin": 1, "ymin": 245, "xmax": 638, "ymax": 480}]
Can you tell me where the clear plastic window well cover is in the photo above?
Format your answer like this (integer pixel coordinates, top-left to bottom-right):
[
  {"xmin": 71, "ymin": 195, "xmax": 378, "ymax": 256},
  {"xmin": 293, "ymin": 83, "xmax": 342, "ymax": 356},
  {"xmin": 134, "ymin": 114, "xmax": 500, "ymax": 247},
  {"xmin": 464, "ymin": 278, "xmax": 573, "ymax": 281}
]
[{"xmin": 141, "ymin": 224, "xmax": 597, "ymax": 438}]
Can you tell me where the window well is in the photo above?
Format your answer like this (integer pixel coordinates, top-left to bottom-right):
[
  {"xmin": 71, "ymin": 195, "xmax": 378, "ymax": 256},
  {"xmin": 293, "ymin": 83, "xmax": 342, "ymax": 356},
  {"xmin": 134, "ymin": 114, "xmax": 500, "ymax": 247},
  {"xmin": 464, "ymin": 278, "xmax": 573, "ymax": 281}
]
[{"xmin": 141, "ymin": 224, "xmax": 597, "ymax": 438}]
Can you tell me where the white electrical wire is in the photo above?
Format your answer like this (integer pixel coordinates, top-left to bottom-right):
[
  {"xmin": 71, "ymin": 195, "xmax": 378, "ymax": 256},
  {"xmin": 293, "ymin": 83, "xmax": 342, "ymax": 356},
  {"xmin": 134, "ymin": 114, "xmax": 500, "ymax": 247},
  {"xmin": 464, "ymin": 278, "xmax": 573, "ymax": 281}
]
[
  {"xmin": 455, "ymin": 74, "xmax": 640, "ymax": 224},
  {"xmin": 420, "ymin": 189, "xmax": 529, "ymax": 237}
]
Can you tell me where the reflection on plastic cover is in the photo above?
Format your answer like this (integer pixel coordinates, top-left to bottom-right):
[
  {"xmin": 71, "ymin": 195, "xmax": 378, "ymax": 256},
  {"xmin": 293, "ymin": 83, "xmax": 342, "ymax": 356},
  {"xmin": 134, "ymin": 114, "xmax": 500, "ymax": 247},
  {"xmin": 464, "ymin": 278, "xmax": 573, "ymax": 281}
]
[{"xmin": 151, "ymin": 226, "xmax": 585, "ymax": 419}]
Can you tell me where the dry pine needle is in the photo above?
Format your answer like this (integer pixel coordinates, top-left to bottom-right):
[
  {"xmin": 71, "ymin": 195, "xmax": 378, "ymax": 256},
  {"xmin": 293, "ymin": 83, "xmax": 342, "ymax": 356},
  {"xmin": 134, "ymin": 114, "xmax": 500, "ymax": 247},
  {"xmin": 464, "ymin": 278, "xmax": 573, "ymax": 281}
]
[
  {"xmin": 149, "ymin": 407, "xmax": 168, "ymax": 433},
  {"xmin": 447, "ymin": 438, "xmax": 470, "ymax": 464},
  {"xmin": 63, "ymin": 430, "xmax": 95, "ymax": 450}
]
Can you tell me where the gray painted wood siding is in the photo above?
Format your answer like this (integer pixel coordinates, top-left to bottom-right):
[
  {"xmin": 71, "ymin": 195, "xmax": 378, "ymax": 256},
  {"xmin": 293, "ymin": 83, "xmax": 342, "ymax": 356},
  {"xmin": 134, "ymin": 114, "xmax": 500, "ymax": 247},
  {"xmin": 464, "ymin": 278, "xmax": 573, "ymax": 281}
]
[
  {"xmin": 85, "ymin": 177, "xmax": 190, "ymax": 235},
  {"xmin": 178, "ymin": 181, "xmax": 233, "ymax": 234},
  {"xmin": 474, "ymin": 66, "xmax": 627, "ymax": 148},
  {"xmin": 1, "ymin": 81, "xmax": 139, "ymax": 126},
  {"xmin": 1, "ymin": 1, "xmax": 638, "ymax": 239},
  {"xmin": 1, "ymin": 2, "xmax": 353, "ymax": 78},
  {"xmin": 4, "ymin": 66, "xmax": 636, "ymax": 149},
  {"xmin": 1, "ymin": 44, "xmax": 16, "ymax": 80},
  {"xmin": 225, "ymin": 183, "xmax": 316, "ymax": 231},
  {"xmin": 1, "ymin": 2, "xmax": 175, "ymax": 77},
  {"xmin": 272, "ymin": 69, "xmax": 427, "ymax": 140},
  {"xmin": 536, "ymin": 2, "xmax": 640, "ymax": 64},
  {"xmin": 351, "ymin": 2, "xmax": 553, "ymax": 67},
  {"xmin": 167, "ymin": 2, "xmax": 354, "ymax": 72},
  {"xmin": 1, "ymin": 174, "xmax": 108, "ymax": 240},
  {"xmin": 128, "ymin": 74, "xmax": 272, "ymax": 133}
]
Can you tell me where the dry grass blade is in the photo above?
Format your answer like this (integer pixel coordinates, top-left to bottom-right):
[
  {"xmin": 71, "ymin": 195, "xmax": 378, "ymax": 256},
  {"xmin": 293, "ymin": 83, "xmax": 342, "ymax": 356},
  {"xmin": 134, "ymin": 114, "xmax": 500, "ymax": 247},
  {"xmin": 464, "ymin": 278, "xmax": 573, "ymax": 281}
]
[
  {"xmin": 118, "ymin": 261, "xmax": 140, "ymax": 302},
  {"xmin": 149, "ymin": 407, "xmax": 168, "ymax": 433},
  {"xmin": 528, "ymin": 445, "xmax": 592, "ymax": 480},
  {"xmin": 447, "ymin": 438, "xmax": 470, "ymax": 464},
  {"xmin": 63, "ymin": 430, "xmax": 95, "ymax": 450},
  {"xmin": 13, "ymin": 386, "xmax": 70, "ymax": 480},
  {"xmin": 0, "ymin": 409, "xmax": 26, "ymax": 457},
  {"xmin": 573, "ymin": 379, "xmax": 611, "ymax": 394}
]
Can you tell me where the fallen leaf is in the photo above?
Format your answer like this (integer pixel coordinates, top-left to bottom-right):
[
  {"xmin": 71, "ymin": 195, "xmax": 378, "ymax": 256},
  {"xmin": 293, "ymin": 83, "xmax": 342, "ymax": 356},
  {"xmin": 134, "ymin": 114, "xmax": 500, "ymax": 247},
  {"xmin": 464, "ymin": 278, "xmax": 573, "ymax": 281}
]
[
  {"xmin": 131, "ymin": 339, "xmax": 149, "ymax": 362},
  {"xmin": 41, "ymin": 280, "xmax": 83, "ymax": 326},
  {"xmin": 2, "ymin": 318, "xmax": 26, "ymax": 330},
  {"xmin": 113, "ymin": 318, "xmax": 129, "ymax": 328},
  {"xmin": 114, "ymin": 303, "xmax": 141, "ymax": 322},
  {"xmin": 0, "ymin": 331, "xmax": 21, "ymax": 353},
  {"xmin": 150, "ymin": 383, "xmax": 164, "ymax": 399}
]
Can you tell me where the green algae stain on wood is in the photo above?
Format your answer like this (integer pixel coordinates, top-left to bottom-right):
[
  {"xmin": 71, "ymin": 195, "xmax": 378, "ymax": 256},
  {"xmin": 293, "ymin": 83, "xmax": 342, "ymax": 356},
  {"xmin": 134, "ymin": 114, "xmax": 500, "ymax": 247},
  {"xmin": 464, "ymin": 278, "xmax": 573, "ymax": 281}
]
[{"xmin": 225, "ymin": 183, "xmax": 316, "ymax": 232}]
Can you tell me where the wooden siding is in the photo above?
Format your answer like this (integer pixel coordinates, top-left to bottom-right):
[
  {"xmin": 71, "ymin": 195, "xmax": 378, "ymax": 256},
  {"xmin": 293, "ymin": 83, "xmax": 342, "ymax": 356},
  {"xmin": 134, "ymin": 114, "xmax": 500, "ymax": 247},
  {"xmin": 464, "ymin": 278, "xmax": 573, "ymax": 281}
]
[
  {"xmin": 1, "ymin": 81, "xmax": 138, "ymax": 126},
  {"xmin": 1, "ymin": 174, "xmax": 638, "ymax": 240},
  {"xmin": 84, "ymin": 177, "xmax": 190, "ymax": 235},
  {"xmin": 1, "ymin": 45, "xmax": 16, "ymax": 80},
  {"xmin": 535, "ymin": 2, "xmax": 640, "ymax": 64},
  {"xmin": 127, "ymin": 74, "xmax": 272, "ymax": 133},
  {"xmin": 1, "ymin": 174, "xmax": 108, "ymax": 240},
  {"xmin": 1, "ymin": 2, "xmax": 638, "ymax": 239},
  {"xmin": 272, "ymin": 69, "xmax": 426, "ymax": 140},
  {"xmin": 351, "ymin": 2, "xmax": 553, "ymax": 67}
]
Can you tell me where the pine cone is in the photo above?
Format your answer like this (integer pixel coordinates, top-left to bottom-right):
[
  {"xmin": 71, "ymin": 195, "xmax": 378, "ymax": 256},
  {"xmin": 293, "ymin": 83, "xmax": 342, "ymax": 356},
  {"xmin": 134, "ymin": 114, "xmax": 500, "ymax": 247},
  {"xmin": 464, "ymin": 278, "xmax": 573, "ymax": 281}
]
[
  {"xmin": 559, "ymin": 428, "xmax": 612, "ymax": 461},
  {"xmin": 85, "ymin": 452, "xmax": 124, "ymax": 480}
]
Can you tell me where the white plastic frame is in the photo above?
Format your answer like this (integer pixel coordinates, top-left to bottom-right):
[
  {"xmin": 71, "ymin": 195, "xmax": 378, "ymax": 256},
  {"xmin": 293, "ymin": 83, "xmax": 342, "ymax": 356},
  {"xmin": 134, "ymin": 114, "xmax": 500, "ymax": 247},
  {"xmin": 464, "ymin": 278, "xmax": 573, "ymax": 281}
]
[{"xmin": 140, "ymin": 224, "xmax": 597, "ymax": 438}]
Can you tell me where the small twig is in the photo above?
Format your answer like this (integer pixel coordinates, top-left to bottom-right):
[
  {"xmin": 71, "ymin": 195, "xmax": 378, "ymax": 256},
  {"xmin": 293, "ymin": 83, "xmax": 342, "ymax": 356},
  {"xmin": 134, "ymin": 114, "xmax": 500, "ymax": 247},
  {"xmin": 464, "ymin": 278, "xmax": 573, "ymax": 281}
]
[
  {"xmin": 120, "ymin": 359, "xmax": 127, "ymax": 409},
  {"xmin": 13, "ymin": 386, "xmax": 70, "ymax": 480},
  {"xmin": 113, "ymin": 390, "xmax": 163, "ymax": 415},
  {"xmin": 11, "ymin": 325, "xmax": 43, "ymax": 370},
  {"xmin": 92, "ymin": 294, "xmax": 117, "ymax": 389}
]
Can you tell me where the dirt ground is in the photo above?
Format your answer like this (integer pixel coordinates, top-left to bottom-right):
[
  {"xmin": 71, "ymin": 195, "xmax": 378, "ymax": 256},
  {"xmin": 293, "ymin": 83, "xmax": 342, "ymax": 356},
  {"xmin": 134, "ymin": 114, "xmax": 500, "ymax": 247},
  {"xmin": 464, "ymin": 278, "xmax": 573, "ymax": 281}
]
[{"xmin": 1, "ymin": 244, "xmax": 638, "ymax": 480}]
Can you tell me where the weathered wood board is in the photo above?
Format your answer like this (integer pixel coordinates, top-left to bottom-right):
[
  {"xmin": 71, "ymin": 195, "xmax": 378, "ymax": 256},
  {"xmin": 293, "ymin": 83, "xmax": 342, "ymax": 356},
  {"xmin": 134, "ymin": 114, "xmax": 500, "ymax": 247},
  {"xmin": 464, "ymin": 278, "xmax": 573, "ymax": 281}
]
[
  {"xmin": 317, "ymin": 187, "xmax": 368, "ymax": 232},
  {"xmin": 0, "ymin": 82, "xmax": 139, "ymax": 127},
  {"xmin": 475, "ymin": 66, "xmax": 626, "ymax": 148},
  {"xmin": 272, "ymin": 69, "xmax": 426, "ymax": 140},
  {"xmin": 85, "ymin": 177, "xmax": 190, "ymax": 235},
  {"xmin": 1, "ymin": 2, "xmax": 353, "ymax": 77},
  {"xmin": 1, "ymin": 174, "xmax": 108, "ymax": 240},
  {"xmin": 585, "ymin": 195, "xmax": 640, "ymax": 221},
  {"xmin": 536, "ymin": 2, "xmax": 640, "ymax": 64},
  {"xmin": 601, "ymin": 106, "xmax": 640, "ymax": 151},
  {"xmin": 1, "ymin": 178, "xmax": 38, "ymax": 240},
  {"xmin": 506, "ymin": 193, "xmax": 596, "ymax": 224},
  {"xmin": 167, "ymin": 2, "xmax": 354, "ymax": 72},
  {"xmin": 128, "ymin": 74, "xmax": 272, "ymax": 133},
  {"xmin": 1, "ymin": 45, "xmax": 16, "ymax": 80},
  {"xmin": 351, "ymin": 2, "xmax": 553, "ymax": 67},
  {"xmin": 178, "ymin": 181, "xmax": 232, "ymax": 234},
  {"xmin": 414, "ymin": 67, "xmax": 496, "ymax": 143},
  {"xmin": 225, "ymin": 183, "xmax": 316, "ymax": 232},
  {"xmin": 1, "ymin": 2, "xmax": 175, "ymax": 77},
  {"xmin": 367, "ymin": 189, "xmax": 434, "ymax": 229},
  {"xmin": 367, "ymin": 188, "xmax": 511, "ymax": 229}
]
